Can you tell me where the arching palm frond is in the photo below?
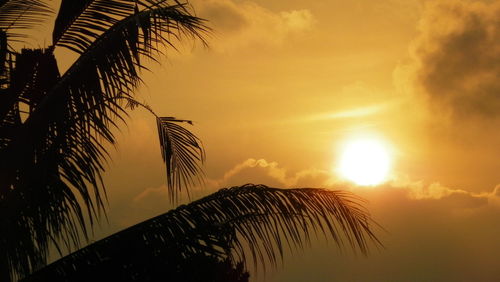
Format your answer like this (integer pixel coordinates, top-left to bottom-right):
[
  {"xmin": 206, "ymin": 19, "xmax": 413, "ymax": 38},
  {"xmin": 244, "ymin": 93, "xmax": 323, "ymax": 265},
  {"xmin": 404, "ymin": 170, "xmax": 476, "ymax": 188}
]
[
  {"xmin": 124, "ymin": 97, "xmax": 206, "ymax": 202},
  {"xmin": 157, "ymin": 117, "xmax": 204, "ymax": 203},
  {"xmin": 22, "ymin": 184, "xmax": 380, "ymax": 281},
  {"xmin": 0, "ymin": 2, "xmax": 208, "ymax": 280},
  {"xmin": 0, "ymin": 0, "xmax": 51, "ymax": 37}
]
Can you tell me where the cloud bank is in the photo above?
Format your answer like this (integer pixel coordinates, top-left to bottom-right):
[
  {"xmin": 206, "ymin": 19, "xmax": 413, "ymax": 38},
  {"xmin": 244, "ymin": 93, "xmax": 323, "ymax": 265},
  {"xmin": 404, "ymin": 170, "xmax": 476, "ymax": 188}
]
[
  {"xmin": 133, "ymin": 158, "xmax": 499, "ymax": 213},
  {"xmin": 407, "ymin": 0, "xmax": 500, "ymax": 120}
]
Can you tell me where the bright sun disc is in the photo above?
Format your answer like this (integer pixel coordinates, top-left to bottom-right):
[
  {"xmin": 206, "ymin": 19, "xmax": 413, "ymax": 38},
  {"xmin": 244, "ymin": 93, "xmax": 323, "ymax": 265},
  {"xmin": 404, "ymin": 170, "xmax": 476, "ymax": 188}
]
[{"xmin": 338, "ymin": 138, "xmax": 391, "ymax": 186}]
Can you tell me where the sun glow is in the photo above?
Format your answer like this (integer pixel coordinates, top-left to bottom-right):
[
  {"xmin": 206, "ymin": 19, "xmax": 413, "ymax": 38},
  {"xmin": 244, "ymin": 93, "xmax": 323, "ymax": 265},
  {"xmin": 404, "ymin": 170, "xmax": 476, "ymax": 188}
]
[{"xmin": 337, "ymin": 138, "xmax": 392, "ymax": 186}]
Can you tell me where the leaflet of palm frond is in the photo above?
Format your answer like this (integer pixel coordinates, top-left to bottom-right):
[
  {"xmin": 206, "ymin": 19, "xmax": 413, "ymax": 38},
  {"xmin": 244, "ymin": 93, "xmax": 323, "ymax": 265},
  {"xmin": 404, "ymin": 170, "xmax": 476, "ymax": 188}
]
[
  {"xmin": 52, "ymin": 0, "xmax": 206, "ymax": 55},
  {"xmin": 52, "ymin": 0, "xmax": 135, "ymax": 50},
  {"xmin": 157, "ymin": 117, "xmax": 204, "ymax": 203},
  {"xmin": 0, "ymin": 30, "xmax": 6, "ymax": 77},
  {"xmin": 0, "ymin": 101, "xmax": 19, "ymax": 150},
  {"xmin": 0, "ymin": 0, "xmax": 52, "ymax": 34},
  {"xmin": 22, "ymin": 185, "xmax": 379, "ymax": 282},
  {"xmin": 0, "ymin": 30, "xmax": 12, "ymax": 124}
]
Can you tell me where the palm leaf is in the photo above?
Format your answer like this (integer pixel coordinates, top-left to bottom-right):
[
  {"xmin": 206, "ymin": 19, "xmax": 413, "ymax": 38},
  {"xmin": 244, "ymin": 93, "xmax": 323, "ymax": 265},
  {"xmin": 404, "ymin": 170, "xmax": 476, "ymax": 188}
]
[
  {"xmin": 157, "ymin": 117, "xmax": 204, "ymax": 203},
  {"xmin": 22, "ymin": 184, "xmax": 380, "ymax": 281},
  {"xmin": 52, "ymin": 0, "xmax": 135, "ymax": 51},
  {"xmin": 122, "ymin": 97, "xmax": 205, "ymax": 201},
  {"xmin": 0, "ymin": 30, "xmax": 6, "ymax": 75},
  {"xmin": 51, "ymin": 0, "xmax": 207, "ymax": 54},
  {"xmin": 0, "ymin": 0, "xmax": 52, "ymax": 35}
]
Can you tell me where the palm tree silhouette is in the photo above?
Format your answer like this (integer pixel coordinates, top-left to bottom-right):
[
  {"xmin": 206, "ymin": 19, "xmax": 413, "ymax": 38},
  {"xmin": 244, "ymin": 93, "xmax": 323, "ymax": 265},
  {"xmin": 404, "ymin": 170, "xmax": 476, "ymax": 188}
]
[{"xmin": 0, "ymin": 1, "xmax": 380, "ymax": 281}]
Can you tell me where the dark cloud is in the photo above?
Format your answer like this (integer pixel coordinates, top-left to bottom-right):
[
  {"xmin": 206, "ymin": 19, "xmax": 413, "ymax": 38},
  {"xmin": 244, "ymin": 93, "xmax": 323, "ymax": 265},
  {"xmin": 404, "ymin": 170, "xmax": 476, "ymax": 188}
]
[{"xmin": 411, "ymin": 0, "xmax": 500, "ymax": 119}]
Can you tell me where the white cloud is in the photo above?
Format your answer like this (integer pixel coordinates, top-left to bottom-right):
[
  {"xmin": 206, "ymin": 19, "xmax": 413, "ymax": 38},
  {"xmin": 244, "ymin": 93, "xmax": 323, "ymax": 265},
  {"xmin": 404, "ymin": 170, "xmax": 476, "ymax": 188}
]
[{"xmin": 206, "ymin": 158, "xmax": 331, "ymax": 188}]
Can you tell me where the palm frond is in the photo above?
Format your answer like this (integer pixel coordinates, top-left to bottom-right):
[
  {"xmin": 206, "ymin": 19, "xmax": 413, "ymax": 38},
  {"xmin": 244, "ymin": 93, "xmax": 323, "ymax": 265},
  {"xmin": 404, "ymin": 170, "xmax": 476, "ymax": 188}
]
[
  {"xmin": 22, "ymin": 184, "xmax": 380, "ymax": 281},
  {"xmin": 52, "ymin": 0, "xmax": 208, "ymax": 54},
  {"xmin": 121, "ymin": 96, "xmax": 205, "ymax": 201},
  {"xmin": 157, "ymin": 117, "xmax": 204, "ymax": 202},
  {"xmin": 52, "ymin": 0, "xmax": 135, "ymax": 50},
  {"xmin": 0, "ymin": 30, "xmax": 6, "ymax": 76},
  {"xmin": 199, "ymin": 184, "xmax": 381, "ymax": 268},
  {"xmin": 120, "ymin": 96, "xmax": 205, "ymax": 201},
  {"xmin": 0, "ymin": 0, "xmax": 52, "ymax": 34}
]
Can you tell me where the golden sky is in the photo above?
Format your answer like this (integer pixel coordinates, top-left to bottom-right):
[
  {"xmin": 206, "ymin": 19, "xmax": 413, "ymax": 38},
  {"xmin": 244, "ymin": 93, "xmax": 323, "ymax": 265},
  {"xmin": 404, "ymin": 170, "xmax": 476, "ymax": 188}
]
[{"xmin": 92, "ymin": 0, "xmax": 500, "ymax": 280}]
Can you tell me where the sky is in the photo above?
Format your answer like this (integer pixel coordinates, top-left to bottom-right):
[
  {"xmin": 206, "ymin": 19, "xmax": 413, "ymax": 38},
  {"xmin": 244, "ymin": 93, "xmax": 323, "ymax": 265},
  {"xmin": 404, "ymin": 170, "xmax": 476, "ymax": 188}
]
[{"xmin": 68, "ymin": 0, "xmax": 500, "ymax": 281}]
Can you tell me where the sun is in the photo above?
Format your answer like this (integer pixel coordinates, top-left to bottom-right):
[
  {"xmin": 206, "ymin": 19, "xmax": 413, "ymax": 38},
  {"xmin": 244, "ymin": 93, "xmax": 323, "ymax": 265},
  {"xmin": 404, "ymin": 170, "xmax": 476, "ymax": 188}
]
[{"xmin": 337, "ymin": 138, "xmax": 392, "ymax": 186}]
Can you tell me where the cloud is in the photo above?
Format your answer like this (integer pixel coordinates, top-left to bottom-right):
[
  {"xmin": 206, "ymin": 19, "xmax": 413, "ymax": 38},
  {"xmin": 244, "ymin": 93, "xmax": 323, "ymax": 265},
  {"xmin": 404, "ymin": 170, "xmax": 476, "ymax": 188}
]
[
  {"xmin": 207, "ymin": 158, "xmax": 331, "ymax": 188},
  {"xmin": 280, "ymin": 81, "xmax": 404, "ymax": 124},
  {"xmin": 201, "ymin": 158, "xmax": 499, "ymax": 211},
  {"xmin": 386, "ymin": 174, "xmax": 500, "ymax": 210},
  {"xmin": 133, "ymin": 184, "xmax": 168, "ymax": 203},
  {"xmin": 128, "ymin": 154, "xmax": 500, "ymax": 214},
  {"xmin": 395, "ymin": 180, "xmax": 490, "ymax": 209},
  {"xmin": 299, "ymin": 102, "xmax": 394, "ymax": 122},
  {"xmin": 194, "ymin": 0, "xmax": 316, "ymax": 51},
  {"xmin": 405, "ymin": 0, "xmax": 500, "ymax": 120}
]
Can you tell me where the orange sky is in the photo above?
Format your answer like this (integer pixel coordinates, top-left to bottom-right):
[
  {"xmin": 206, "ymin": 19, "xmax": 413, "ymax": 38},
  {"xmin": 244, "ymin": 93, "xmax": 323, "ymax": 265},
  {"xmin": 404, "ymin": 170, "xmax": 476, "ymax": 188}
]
[{"xmin": 76, "ymin": 0, "xmax": 500, "ymax": 281}]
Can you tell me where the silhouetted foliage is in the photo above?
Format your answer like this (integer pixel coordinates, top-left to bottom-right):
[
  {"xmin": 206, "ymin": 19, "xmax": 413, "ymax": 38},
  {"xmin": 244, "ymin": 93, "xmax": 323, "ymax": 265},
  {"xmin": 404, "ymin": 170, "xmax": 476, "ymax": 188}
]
[
  {"xmin": 22, "ymin": 184, "xmax": 378, "ymax": 282},
  {"xmin": 24, "ymin": 254, "xmax": 249, "ymax": 282},
  {"xmin": 0, "ymin": 1, "xmax": 207, "ymax": 280},
  {"xmin": 1, "ymin": 1, "xmax": 380, "ymax": 281}
]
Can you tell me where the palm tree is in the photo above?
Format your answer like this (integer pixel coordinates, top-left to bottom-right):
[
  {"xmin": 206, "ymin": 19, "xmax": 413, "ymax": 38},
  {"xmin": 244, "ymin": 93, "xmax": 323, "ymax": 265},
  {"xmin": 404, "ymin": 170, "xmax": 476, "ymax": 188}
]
[{"xmin": 0, "ymin": 1, "xmax": 380, "ymax": 281}]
